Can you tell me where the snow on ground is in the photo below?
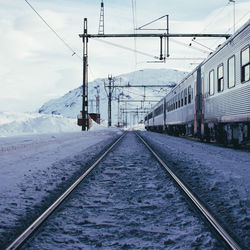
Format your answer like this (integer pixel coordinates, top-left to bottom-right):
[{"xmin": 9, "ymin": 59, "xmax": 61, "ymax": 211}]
[
  {"xmin": 0, "ymin": 114, "xmax": 249, "ymax": 248},
  {"xmin": 0, "ymin": 118, "xmax": 122, "ymax": 247},
  {"xmin": 23, "ymin": 132, "xmax": 223, "ymax": 249},
  {"xmin": 139, "ymin": 131, "xmax": 250, "ymax": 248},
  {"xmin": 0, "ymin": 111, "xmax": 81, "ymax": 137}
]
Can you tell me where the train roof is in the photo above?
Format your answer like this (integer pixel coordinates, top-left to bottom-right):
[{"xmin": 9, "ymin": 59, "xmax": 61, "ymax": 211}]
[
  {"xmin": 145, "ymin": 19, "xmax": 250, "ymax": 116},
  {"xmin": 168, "ymin": 19, "xmax": 250, "ymax": 92},
  {"xmin": 200, "ymin": 19, "xmax": 250, "ymax": 67}
]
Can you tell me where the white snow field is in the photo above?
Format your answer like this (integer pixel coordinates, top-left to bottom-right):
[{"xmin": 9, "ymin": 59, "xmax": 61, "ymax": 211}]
[
  {"xmin": 139, "ymin": 131, "xmax": 250, "ymax": 248},
  {"xmin": 0, "ymin": 111, "xmax": 249, "ymax": 248},
  {"xmin": 0, "ymin": 112, "xmax": 80, "ymax": 137},
  {"xmin": 0, "ymin": 111, "xmax": 122, "ymax": 247}
]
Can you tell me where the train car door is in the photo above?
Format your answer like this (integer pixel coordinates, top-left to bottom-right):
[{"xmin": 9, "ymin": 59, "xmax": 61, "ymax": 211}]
[{"xmin": 194, "ymin": 66, "xmax": 203, "ymax": 138}]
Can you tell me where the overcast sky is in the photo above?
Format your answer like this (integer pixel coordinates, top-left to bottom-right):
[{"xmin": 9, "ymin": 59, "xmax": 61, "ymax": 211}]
[{"xmin": 0, "ymin": 0, "xmax": 249, "ymax": 112}]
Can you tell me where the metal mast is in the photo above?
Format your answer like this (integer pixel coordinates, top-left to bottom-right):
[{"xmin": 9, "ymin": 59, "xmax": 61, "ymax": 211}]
[
  {"xmin": 98, "ymin": 0, "xmax": 104, "ymax": 35},
  {"xmin": 94, "ymin": 85, "xmax": 100, "ymax": 114},
  {"xmin": 82, "ymin": 18, "xmax": 89, "ymax": 131},
  {"xmin": 104, "ymin": 75, "xmax": 115, "ymax": 127}
]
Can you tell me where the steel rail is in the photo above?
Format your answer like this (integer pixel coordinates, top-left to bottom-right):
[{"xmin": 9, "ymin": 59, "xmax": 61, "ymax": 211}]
[
  {"xmin": 135, "ymin": 132, "xmax": 241, "ymax": 250},
  {"xmin": 6, "ymin": 132, "xmax": 126, "ymax": 250}
]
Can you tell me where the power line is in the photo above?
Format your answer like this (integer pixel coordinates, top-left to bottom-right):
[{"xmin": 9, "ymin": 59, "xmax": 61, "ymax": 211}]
[
  {"xmin": 93, "ymin": 38, "xmax": 205, "ymax": 61},
  {"xmin": 170, "ymin": 38, "xmax": 211, "ymax": 54},
  {"xmin": 201, "ymin": 3, "xmax": 230, "ymax": 33},
  {"xmin": 24, "ymin": 0, "xmax": 82, "ymax": 60},
  {"xmin": 211, "ymin": 10, "xmax": 250, "ymax": 48},
  {"xmin": 131, "ymin": 0, "xmax": 138, "ymax": 64},
  {"xmin": 93, "ymin": 38, "xmax": 159, "ymax": 59}
]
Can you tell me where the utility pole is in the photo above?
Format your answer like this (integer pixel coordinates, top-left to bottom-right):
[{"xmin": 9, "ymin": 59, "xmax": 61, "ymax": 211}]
[
  {"xmin": 82, "ymin": 18, "xmax": 88, "ymax": 131},
  {"xmin": 117, "ymin": 94, "xmax": 120, "ymax": 127},
  {"xmin": 79, "ymin": 16, "xmax": 230, "ymax": 130},
  {"xmin": 104, "ymin": 75, "xmax": 115, "ymax": 127},
  {"xmin": 94, "ymin": 85, "xmax": 100, "ymax": 114},
  {"xmin": 89, "ymin": 99, "xmax": 94, "ymax": 113}
]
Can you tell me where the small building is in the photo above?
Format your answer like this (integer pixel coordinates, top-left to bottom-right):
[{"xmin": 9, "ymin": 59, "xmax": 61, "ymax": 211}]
[
  {"xmin": 77, "ymin": 112, "xmax": 100, "ymax": 128},
  {"xmin": 89, "ymin": 113, "xmax": 101, "ymax": 124}
]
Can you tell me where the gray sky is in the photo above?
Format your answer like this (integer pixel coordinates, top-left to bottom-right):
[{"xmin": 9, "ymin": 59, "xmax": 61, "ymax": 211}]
[{"xmin": 0, "ymin": 0, "xmax": 249, "ymax": 112}]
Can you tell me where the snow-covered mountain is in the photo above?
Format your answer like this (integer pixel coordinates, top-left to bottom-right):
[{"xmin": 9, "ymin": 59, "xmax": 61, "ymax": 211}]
[{"xmin": 38, "ymin": 68, "xmax": 187, "ymax": 123}]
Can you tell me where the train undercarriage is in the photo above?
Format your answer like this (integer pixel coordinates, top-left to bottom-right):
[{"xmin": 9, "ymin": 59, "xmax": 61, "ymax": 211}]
[{"xmin": 146, "ymin": 121, "xmax": 250, "ymax": 147}]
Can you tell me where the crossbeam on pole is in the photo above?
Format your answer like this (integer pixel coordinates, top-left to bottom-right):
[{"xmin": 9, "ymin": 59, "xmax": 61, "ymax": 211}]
[
  {"xmin": 113, "ymin": 84, "xmax": 175, "ymax": 88},
  {"xmin": 79, "ymin": 33, "xmax": 231, "ymax": 39},
  {"xmin": 121, "ymin": 111, "xmax": 149, "ymax": 113},
  {"xmin": 119, "ymin": 100, "xmax": 159, "ymax": 102}
]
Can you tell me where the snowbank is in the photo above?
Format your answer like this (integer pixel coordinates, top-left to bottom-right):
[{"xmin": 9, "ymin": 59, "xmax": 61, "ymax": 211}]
[
  {"xmin": 0, "ymin": 127, "xmax": 122, "ymax": 247},
  {"xmin": 0, "ymin": 112, "xmax": 114, "ymax": 137}
]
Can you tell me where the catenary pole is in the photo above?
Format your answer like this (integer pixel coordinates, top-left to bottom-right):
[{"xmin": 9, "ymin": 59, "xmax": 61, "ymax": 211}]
[{"xmin": 82, "ymin": 18, "xmax": 89, "ymax": 131}]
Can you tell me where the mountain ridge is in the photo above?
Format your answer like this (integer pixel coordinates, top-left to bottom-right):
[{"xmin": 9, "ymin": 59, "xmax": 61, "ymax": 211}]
[{"xmin": 38, "ymin": 68, "xmax": 187, "ymax": 123}]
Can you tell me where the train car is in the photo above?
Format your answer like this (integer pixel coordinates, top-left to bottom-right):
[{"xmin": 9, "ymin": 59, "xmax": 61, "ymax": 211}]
[
  {"xmin": 151, "ymin": 98, "xmax": 165, "ymax": 132},
  {"xmin": 165, "ymin": 71, "xmax": 196, "ymax": 136},
  {"xmin": 201, "ymin": 20, "xmax": 250, "ymax": 145},
  {"xmin": 145, "ymin": 20, "xmax": 250, "ymax": 145}
]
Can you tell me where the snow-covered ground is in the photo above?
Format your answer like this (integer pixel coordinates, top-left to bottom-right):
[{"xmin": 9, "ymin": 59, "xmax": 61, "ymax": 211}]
[
  {"xmin": 0, "ymin": 129, "xmax": 122, "ymax": 247},
  {"xmin": 139, "ymin": 131, "xmax": 250, "ymax": 248},
  {"xmin": 0, "ymin": 111, "xmax": 122, "ymax": 247},
  {"xmin": 0, "ymin": 110, "xmax": 249, "ymax": 248},
  {"xmin": 23, "ymin": 132, "xmax": 223, "ymax": 249},
  {"xmin": 0, "ymin": 111, "xmax": 80, "ymax": 137}
]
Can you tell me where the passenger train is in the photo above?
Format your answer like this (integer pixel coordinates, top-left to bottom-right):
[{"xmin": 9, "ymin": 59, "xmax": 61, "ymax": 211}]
[{"xmin": 144, "ymin": 20, "xmax": 250, "ymax": 145}]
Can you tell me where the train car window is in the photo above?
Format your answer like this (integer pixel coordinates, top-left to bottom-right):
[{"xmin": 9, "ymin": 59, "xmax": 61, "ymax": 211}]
[
  {"xmin": 181, "ymin": 91, "xmax": 184, "ymax": 107},
  {"xmin": 228, "ymin": 55, "xmax": 235, "ymax": 88},
  {"xmin": 175, "ymin": 96, "xmax": 178, "ymax": 109},
  {"xmin": 155, "ymin": 104, "xmax": 163, "ymax": 116},
  {"xmin": 217, "ymin": 64, "xmax": 224, "ymax": 92},
  {"xmin": 241, "ymin": 46, "xmax": 249, "ymax": 83},
  {"xmin": 188, "ymin": 86, "xmax": 192, "ymax": 103},
  {"xmin": 209, "ymin": 70, "xmax": 214, "ymax": 95},
  {"xmin": 184, "ymin": 88, "xmax": 187, "ymax": 105},
  {"xmin": 178, "ymin": 93, "xmax": 180, "ymax": 108}
]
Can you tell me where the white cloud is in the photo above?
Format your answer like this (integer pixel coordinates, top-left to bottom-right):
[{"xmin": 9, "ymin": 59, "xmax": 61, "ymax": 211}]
[{"xmin": 0, "ymin": 0, "xmax": 249, "ymax": 112}]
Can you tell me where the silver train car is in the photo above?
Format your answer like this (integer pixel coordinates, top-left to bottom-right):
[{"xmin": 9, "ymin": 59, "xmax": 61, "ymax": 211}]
[{"xmin": 145, "ymin": 20, "xmax": 250, "ymax": 145}]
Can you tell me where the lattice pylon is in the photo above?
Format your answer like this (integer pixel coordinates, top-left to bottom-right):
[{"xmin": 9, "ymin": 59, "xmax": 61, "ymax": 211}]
[{"xmin": 98, "ymin": 0, "xmax": 104, "ymax": 35}]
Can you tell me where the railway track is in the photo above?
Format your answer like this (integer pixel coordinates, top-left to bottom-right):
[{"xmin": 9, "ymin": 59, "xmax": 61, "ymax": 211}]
[{"xmin": 6, "ymin": 132, "xmax": 241, "ymax": 249}]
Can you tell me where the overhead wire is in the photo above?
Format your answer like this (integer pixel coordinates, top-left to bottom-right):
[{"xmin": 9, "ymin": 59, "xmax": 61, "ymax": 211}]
[
  {"xmin": 201, "ymin": 2, "xmax": 230, "ymax": 33},
  {"xmin": 117, "ymin": 87, "xmax": 145, "ymax": 98},
  {"xmin": 92, "ymin": 38, "xmax": 159, "ymax": 59},
  {"xmin": 210, "ymin": 9, "xmax": 250, "ymax": 48},
  {"xmin": 24, "ymin": 0, "xmax": 82, "ymax": 61},
  {"xmin": 131, "ymin": 0, "xmax": 138, "ymax": 65},
  {"xmin": 24, "ymin": 0, "xmax": 102, "ymax": 81},
  {"xmin": 93, "ymin": 37, "xmax": 205, "ymax": 61},
  {"xmin": 184, "ymin": 2, "xmax": 230, "ymax": 56}
]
